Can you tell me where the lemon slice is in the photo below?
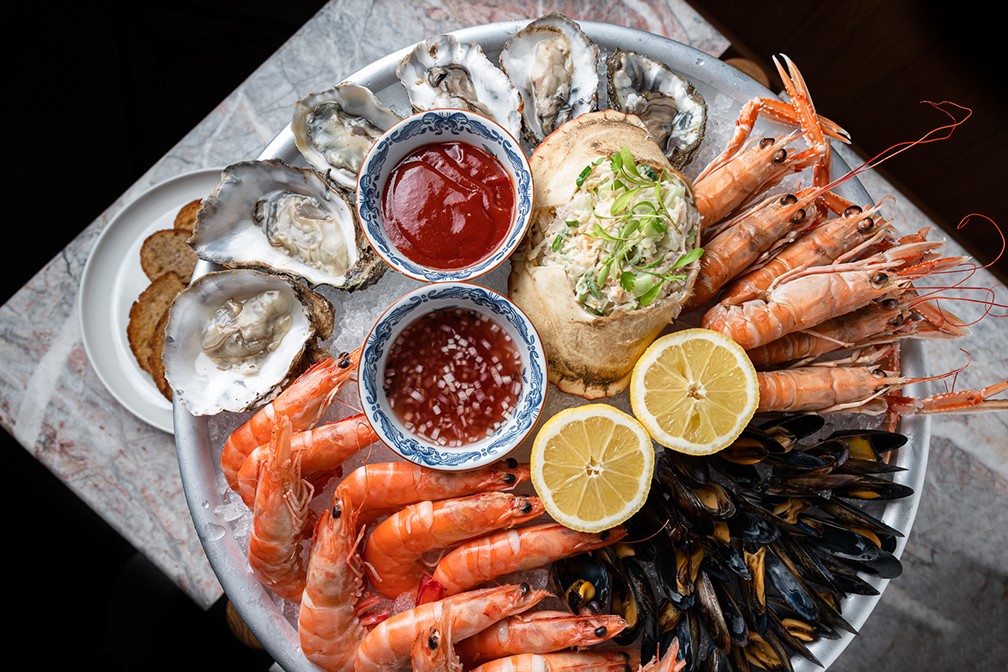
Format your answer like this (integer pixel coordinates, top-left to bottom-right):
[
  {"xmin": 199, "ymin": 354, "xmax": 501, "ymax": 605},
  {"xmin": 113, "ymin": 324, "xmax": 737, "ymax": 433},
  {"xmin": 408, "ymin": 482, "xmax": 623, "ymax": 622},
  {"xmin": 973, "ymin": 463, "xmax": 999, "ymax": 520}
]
[
  {"xmin": 530, "ymin": 403, "xmax": 654, "ymax": 532},
  {"xmin": 630, "ymin": 328, "xmax": 759, "ymax": 455}
]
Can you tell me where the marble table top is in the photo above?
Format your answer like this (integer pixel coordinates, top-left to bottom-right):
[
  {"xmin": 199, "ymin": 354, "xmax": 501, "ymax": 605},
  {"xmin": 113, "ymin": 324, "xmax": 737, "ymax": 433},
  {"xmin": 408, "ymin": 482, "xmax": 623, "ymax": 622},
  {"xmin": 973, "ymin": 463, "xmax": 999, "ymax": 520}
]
[{"xmin": 1, "ymin": 1, "xmax": 1003, "ymax": 669}]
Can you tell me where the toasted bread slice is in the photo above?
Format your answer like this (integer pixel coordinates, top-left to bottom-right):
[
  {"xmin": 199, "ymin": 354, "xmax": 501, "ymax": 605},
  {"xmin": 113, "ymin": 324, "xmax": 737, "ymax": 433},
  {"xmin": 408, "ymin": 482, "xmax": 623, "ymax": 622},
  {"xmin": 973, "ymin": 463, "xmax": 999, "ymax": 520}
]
[
  {"xmin": 127, "ymin": 272, "xmax": 186, "ymax": 380},
  {"xmin": 173, "ymin": 198, "xmax": 202, "ymax": 233},
  {"xmin": 140, "ymin": 229, "xmax": 198, "ymax": 283},
  {"xmin": 147, "ymin": 309, "xmax": 173, "ymax": 401}
]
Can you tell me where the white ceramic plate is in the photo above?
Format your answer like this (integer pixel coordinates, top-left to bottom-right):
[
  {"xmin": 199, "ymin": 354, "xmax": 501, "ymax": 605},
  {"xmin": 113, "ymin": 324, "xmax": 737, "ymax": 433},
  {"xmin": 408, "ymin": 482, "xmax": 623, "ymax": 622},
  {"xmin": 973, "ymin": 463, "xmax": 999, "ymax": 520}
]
[
  {"xmin": 174, "ymin": 20, "xmax": 930, "ymax": 672},
  {"xmin": 79, "ymin": 168, "xmax": 223, "ymax": 434}
]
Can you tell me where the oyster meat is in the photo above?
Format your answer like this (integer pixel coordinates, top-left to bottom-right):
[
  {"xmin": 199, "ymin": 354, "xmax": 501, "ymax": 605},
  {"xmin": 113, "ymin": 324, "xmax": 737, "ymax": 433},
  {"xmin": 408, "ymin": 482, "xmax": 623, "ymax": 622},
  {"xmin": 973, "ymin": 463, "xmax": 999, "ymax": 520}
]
[
  {"xmin": 292, "ymin": 81, "xmax": 402, "ymax": 191},
  {"xmin": 499, "ymin": 13, "xmax": 600, "ymax": 144},
  {"xmin": 607, "ymin": 49, "xmax": 707, "ymax": 170},
  {"xmin": 162, "ymin": 268, "xmax": 335, "ymax": 416},
  {"xmin": 396, "ymin": 33, "xmax": 523, "ymax": 140},
  {"xmin": 190, "ymin": 159, "xmax": 385, "ymax": 290},
  {"xmin": 508, "ymin": 110, "xmax": 702, "ymax": 399}
]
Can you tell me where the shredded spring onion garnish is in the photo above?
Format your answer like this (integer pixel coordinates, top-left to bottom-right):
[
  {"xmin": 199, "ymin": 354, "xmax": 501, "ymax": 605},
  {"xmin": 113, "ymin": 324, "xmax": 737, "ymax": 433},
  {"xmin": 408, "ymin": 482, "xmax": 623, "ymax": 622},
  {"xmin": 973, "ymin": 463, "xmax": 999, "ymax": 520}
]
[{"xmin": 543, "ymin": 146, "xmax": 703, "ymax": 315}]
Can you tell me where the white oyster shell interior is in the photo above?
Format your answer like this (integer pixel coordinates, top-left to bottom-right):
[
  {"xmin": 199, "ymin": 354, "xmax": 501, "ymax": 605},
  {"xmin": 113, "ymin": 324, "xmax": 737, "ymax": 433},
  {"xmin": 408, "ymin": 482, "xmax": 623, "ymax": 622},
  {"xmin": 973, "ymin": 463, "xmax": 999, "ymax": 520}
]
[
  {"xmin": 191, "ymin": 160, "xmax": 366, "ymax": 289},
  {"xmin": 163, "ymin": 269, "xmax": 322, "ymax": 416},
  {"xmin": 396, "ymin": 33, "xmax": 523, "ymax": 139},
  {"xmin": 292, "ymin": 82, "xmax": 401, "ymax": 191}
]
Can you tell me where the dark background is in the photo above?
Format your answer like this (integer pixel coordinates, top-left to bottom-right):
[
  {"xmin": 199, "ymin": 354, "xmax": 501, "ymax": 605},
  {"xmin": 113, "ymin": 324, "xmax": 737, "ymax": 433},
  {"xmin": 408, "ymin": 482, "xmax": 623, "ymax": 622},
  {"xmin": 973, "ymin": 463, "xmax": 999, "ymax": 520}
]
[{"xmin": 7, "ymin": 1, "xmax": 1006, "ymax": 670}]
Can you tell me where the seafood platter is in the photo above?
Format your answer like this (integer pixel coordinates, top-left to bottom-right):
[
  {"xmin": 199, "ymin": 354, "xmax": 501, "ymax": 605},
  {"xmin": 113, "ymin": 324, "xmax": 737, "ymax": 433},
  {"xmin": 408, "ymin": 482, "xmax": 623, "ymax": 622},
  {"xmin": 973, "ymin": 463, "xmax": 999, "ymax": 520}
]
[{"xmin": 168, "ymin": 13, "xmax": 1005, "ymax": 672}]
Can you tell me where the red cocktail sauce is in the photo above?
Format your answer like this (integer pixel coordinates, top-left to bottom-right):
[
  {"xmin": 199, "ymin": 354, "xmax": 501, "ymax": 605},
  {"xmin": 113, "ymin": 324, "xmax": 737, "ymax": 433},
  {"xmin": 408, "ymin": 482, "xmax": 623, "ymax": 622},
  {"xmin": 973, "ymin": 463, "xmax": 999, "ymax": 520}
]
[
  {"xmin": 383, "ymin": 307, "xmax": 522, "ymax": 447},
  {"xmin": 381, "ymin": 141, "xmax": 515, "ymax": 270}
]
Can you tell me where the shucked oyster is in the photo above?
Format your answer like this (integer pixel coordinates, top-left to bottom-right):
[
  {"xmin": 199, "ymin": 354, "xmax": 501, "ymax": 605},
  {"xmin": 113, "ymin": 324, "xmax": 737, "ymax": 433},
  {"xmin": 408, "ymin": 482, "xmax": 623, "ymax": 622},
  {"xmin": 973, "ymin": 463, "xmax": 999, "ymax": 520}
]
[
  {"xmin": 292, "ymin": 82, "xmax": 401, "ymax": 191},
  {"xmin": 508, "ymin": 110, "xmax": 702, "ymax": 399},
  {"xmin": 607, "ymin": 49, "xmax": 707, "ymax": 170},
  {"xmin": 499, "ymin": 13, "xmax": 599, "ymax": 144},
  {"xmin": 190, "ymin": 159, "xmax": 385, "ymax": 290},
  {"xmin": 163, "ymin": 268, "xmax": 334, "ymax": 416},
  {"xmin": 397, "ymin": 33, "xmax": 523, "ymax": 139}
]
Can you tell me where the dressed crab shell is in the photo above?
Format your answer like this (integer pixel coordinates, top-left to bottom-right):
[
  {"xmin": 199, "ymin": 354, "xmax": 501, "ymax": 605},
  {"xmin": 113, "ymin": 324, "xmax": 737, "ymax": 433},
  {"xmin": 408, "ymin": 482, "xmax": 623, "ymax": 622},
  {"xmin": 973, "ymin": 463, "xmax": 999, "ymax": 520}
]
[
  {"xmin": 498, "ymin": 13, "xmax": 600, "ymax": 144},
  {"xmin": 396, "ymin": 33, "xmax": 523, "ymax": 140},
  {"xmin": 508, "ymin": 110, "xmax": 702, "ymax": 399},
  {"xmin": 292, "ymin": 81, "xmax": 402, "ymax": 191},
  {"xmin": 189, "ymin": 159, "xmax": 385, "ymax": 291},
  {"xmin": 162, "ymin": 268, "xmax": 335, "ymax": 416}
]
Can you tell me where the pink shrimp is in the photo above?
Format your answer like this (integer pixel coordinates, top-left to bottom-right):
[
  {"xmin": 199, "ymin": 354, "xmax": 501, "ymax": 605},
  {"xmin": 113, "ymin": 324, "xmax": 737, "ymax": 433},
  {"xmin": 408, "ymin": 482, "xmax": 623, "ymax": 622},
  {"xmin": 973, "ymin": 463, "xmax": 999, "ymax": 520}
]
[
  {"xmin": 410, "ymin": 603, "xmax": 462, "ymax": 672},
  {"xmin": 336, "ymin": 458, "xmax": 531, "ymax": 526},
  {"xmin": 469, "ymin": 651, "xmax": 631, "ymax": 671},
  {"xmin": 246, "ymin": 417, "xmax": 313, "ymax": 603},
  {"xmin": 354, "ymin": 583, "xmax": 550, "ymax": 672},
  {"xmin": 455, "ymin": 610, "xmax": 628, "ymax": 669},
  {"xmin": 638, "ymin": 637, "xmax": 685, "ymax": 672},
  {"xmin": 236, "ymin": 413, "xmax": 380, "ymax": 508},
  {"xmin": 431, "ymin": 523, "xmax": 628, "ymax": 596},
  {"xmin": 298, "ymin": 485, "xmax": 387, "ymax": 672},
  {"xmin": 364, "ymin": 492, "xmax": 545, "ymax": 600},
  {"xmin": 701, "ymin": 239, "xmax": 968, "ymax": 350},
  {"xmin": 221, "ymin": 348, "xmax": 362, "ymax": 490}
]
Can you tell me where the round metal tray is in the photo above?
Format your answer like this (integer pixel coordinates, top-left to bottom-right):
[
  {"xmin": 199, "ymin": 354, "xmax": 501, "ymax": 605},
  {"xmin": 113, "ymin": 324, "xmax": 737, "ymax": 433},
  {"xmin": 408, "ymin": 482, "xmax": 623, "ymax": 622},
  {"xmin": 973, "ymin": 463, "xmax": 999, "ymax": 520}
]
[{"xmin": 174, "ymin": 19, "xmax": 930, "ymax": 672}]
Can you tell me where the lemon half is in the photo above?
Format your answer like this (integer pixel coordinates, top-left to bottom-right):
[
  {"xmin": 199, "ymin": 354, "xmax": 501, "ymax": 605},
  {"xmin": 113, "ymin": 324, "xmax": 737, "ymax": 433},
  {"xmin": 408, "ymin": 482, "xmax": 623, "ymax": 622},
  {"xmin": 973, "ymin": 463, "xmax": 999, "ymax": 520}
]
[
  {"xmin": 630, "ymin": 328, "xmax": 759, "ymax": 455},
  {"xmin": 530, "ymin": 403, "xmax": 654, "ymax": 533}
]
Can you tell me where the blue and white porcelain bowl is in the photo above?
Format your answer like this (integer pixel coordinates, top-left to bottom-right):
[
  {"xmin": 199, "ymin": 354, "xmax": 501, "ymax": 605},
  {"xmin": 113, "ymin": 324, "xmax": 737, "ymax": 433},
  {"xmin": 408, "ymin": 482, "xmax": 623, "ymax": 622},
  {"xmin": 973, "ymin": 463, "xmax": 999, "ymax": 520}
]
[
  {"xmin": 355, "ymin": 108, "xmax": 533, "ymax": 282},
  {"xmin": 359, "ymin": 281, "xmax": 547, "ymax": 471}
]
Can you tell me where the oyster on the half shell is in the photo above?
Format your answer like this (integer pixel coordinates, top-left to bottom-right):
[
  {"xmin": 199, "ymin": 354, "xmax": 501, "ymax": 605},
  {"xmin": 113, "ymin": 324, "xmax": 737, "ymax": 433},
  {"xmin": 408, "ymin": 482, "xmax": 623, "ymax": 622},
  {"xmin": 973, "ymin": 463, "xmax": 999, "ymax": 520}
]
[
  {"xmin": 499, "ymin": 13, "xmax": 599, "ymax": 144},
  {"xmin": 292, "ymin": 82, "xmax": 402, "ymax": 191},
  {"xmin": 162, "ymin": 268, "xmax": 334, "ymax": 416},
  {"xmin": 396, "ymin": 33, "xmax": 523, "ymax": 139},
  {"xmin": 190, "ymin": 159, "xmax": 385, "ymax": 291},
  {"xmin": 607, "ymin": 49, "xmax": 708, "ymax": 169}
]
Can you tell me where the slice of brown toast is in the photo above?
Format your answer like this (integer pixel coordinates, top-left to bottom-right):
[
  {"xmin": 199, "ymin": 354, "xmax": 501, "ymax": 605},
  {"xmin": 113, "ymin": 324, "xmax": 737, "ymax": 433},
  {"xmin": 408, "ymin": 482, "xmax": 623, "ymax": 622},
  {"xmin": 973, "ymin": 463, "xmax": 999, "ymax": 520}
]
[
  {"xmin": 173, "ymin": 198, "xmax": 202, "ymax": 233},
  {"xmin": 140, "ymin": 229, "xmax": 198, "ymax": 284},
  {"xmin": 147, "ymin": 309, "xmax": 173, "ymax": 401},
  {"xmin": 127, "ymin": 272, "xmax": 186, "ymax": 381}
]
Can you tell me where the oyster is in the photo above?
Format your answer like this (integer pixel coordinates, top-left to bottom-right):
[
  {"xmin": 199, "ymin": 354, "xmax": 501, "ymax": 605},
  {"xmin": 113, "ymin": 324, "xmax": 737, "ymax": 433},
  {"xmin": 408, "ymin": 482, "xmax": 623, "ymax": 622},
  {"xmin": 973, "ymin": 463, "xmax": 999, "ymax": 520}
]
[
  {"xmin": 607, "ymin": 49, "xmax": 707, "ymax": 170},
  {"xmin": 508, "ymin": 110, "xmax": 702, "ymax": 399},
  {"xmin": 396, "ymin": 33, "xmax": 523, "ymax": 140},
  {"xmin": 190, "ymin": 159, "xmax": 385, "ymax": 290},
  {"xmin": 499, "ymin": 13, "xmax": 599, "ymax": 144},
  {"xmin": 162, "ymin": 268, "xmax": 335, "ymax": 416},
  {"xmin": 292, "ymin": 81, "xmax": 402, "ymax": 191}
]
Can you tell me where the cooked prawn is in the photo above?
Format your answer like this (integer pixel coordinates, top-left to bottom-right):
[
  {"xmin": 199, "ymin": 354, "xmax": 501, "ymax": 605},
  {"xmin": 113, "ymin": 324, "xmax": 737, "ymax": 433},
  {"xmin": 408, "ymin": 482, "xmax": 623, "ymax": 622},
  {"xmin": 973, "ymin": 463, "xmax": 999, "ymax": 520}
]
[
  {"xmin": 411, "ymin": 603, "xmax": 462, "ymax": 672},
  {"xmin": 246, "ymin": 417, "xmax": 313, "ymax": 603},
  {"xmin": 298, "ymin": 484, "xmax": 387, "ymax": 672},
  {"xmin": 221, "ymin": 348, "xmax": 361, "ymax": 489},
  {"xmin": 455, "ymin": 610, "xmax": 628, "ymax": 669},
  {"xmin": 469, "ymin": 651, "xmax": 631, "ymax": 671},
  {"xmin": 364, "ymin": 492, "xmax": 545, "ymax": 599},
  {"xmin": 354, "ymin": 583, "xmax": 549, "ymax": 672},
  {"xmin": 639, "ymin": 637, "xmax": 685, "ymax": 672},
  {"xmin": 236, "ymin": 413, "xmax": 379, "ymax": 508},
  {"xmin": 431, "ymin": 523, "xmax": 628, "ymax": 596},
  {"xmin": 336, "ymin": 458, "xmax": 531, "ymax": 526}
]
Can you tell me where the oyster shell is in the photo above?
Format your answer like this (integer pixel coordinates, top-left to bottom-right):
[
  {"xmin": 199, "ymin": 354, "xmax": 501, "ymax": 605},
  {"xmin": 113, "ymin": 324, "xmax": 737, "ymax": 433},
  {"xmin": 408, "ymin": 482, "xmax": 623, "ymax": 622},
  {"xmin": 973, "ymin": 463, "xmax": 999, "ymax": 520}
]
[
  {"xmin": 292, "ymin": 81, "xmax": 402, "ymax": 191},
  {"xmin": 606, "ymin": 49, "xmax": 707, "ymax": 170},
  {"xmin": 499, "ymin": 13, "xmax": 600, "ymax": 144},
  {"xmin": 190, "ymin": 159, "xmax": 385, "ymax": 290},
  {"xmin": 162, "ymin": 268, "xmax": 335, "ymax": 416},
  {"xmin": 508, "ymin": 110, "xmax": 702, "ymax": 399},
  {"xmin": 396, "ymin": 33, "xmax": 523, "ymax": 139}
]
